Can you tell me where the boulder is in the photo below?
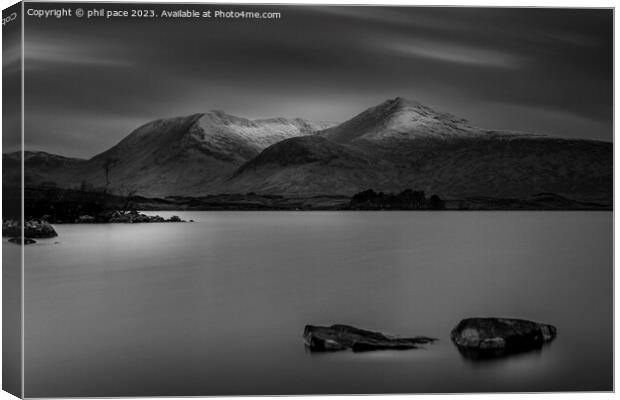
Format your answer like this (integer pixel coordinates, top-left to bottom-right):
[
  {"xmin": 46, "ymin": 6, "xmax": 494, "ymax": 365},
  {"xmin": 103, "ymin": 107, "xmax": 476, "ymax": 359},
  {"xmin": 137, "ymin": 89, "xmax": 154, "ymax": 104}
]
[
  {"xmin": 451, "ymin": 317, "xmax": 557, "ymax": 359},
  {"xmin": 304, "ymin": 324, "xmax": 437, "ymax": 352},
  {"xmin": 8, "ymin": 237, "xmax": 36, "ymax": 245},
  {"xmin": 24, "ymin": 220, "xmax": 58, "ymax": 238},
  {"xmin": 2, "ymin": 219, "xmax": 20, "ymax": 237},
  {"xmin": 5, "ymin": 219, "xmax": 58, "ymax": 238}
]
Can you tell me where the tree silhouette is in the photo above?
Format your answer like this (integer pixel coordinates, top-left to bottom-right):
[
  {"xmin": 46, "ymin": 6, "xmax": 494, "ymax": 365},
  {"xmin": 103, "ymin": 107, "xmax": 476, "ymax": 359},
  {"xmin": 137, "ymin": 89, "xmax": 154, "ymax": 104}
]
[
  {"xmin": 429, "ymin": 194, "xmax": 445, "ymax": 210},
  {"xmin": 102, "ymin": 156, "xmax": 119, "ymax": 196}
]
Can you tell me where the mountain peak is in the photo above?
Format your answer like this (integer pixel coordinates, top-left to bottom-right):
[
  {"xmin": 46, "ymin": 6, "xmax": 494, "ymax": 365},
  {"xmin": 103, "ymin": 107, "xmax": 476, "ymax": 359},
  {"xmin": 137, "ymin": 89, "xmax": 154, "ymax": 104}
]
[
  {"xmin": 319, "ymin": 97, "xmax": 475, "ymax": 144},
  {"xmin": 383, "ymin": 96, "xmax": 418, "ymax": 107},
  {"xmin": 205, "ymin": 109, "xmax": 247, "ymax": 123},
  {"xmin": 374, "ymin": 97, "xmax": 418, "ymax": 114},
  {"xmin": 375, "ymin": 97, "xmax": 450, "ymax": 118}
]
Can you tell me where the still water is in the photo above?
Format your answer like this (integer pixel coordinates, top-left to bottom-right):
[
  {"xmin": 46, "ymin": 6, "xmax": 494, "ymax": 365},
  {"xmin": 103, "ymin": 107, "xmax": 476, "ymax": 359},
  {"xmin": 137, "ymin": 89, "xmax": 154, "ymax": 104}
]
[{"xmin": 19, "ymin": 212, "xmax": 612, "ymax": 396}]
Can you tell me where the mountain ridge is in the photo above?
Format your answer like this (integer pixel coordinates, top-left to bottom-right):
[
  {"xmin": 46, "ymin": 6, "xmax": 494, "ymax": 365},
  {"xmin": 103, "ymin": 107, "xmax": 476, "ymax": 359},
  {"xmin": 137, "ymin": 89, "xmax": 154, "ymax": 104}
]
[
  {"xmin": 226, "ymin": 98, "xmax": 611, "ymax": 200},
  {"xmin": 7, "ymin": 98, "xmax": 612, "ymax": 203},
  {"xmin": 14, "ymin": 111, "xmax": 335, "ymax": 196}
]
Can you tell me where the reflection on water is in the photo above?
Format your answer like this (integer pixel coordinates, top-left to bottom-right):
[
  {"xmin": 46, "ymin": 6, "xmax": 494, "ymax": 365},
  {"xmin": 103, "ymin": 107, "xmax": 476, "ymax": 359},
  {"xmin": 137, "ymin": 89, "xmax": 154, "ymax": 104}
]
[
  {"xmin": 20, "ymin": 211, "xmax": 612, "ymax": 396},
  {"xmin": 455, "ymin": 343, "xmax": 548, "ymax": 363}
]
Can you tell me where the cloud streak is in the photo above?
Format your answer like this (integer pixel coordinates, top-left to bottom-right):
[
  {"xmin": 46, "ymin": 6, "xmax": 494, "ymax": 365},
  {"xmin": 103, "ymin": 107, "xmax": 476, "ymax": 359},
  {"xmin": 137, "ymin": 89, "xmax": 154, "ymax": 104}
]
[
  {"xmin": 25, "ymin": 39, "xmax": 133, "ymax": 68},
  {"xmin": 385, "ymin": 40, "xmax": 522, "ymax": 69}
]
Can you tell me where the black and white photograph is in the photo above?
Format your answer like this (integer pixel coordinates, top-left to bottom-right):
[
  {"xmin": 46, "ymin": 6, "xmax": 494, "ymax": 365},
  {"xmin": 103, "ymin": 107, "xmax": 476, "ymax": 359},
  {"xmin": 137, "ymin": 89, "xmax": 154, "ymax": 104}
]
[{"xmin": 0, "ymin": 1, "xmax": 614, "ymax": 397}]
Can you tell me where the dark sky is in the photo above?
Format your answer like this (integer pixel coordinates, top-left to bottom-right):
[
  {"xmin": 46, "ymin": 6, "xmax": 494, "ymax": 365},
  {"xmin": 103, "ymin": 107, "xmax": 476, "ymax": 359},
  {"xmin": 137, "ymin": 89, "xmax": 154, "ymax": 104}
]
[{"xmin": 15, "ymin": 4, "xmax": 613, "ymax": 158}]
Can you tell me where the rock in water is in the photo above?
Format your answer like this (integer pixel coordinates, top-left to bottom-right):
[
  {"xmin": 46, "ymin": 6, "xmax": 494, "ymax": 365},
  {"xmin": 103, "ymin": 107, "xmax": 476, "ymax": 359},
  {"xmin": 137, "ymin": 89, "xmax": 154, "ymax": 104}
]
[
  {"xmin": 24, "ymin": 220, "xmax": 58, "ymax": 238},
  {"xmin": 2, "ymin": 219, "xmax": 20, "ymax": 237},
  {"xmin": 303, "ymin": 324, "xmax": 437, "ymax": 352},
  {"xmin": 4, "ymin": 220, "xmax": 58, "ymax": 238},
  {"xmin": 451, "ymin": 318, "xmax": 557, "ymax": 359}
]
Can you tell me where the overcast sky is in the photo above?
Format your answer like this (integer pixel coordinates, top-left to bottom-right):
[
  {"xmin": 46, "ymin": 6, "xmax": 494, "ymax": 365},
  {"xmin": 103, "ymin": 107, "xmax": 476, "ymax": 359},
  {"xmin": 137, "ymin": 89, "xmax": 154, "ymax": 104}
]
[{"xmin": 14, "ymin": 4, "xmax": 613, "ymax": 158}]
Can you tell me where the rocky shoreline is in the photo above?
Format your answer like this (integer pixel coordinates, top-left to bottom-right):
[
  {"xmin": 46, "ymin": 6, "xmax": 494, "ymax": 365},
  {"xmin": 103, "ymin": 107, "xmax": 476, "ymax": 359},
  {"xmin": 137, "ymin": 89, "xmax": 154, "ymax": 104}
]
[
  {"xmin": 2, "ymin": 211, "xmax": 187, "ymax": 245},
  {"xmin": 73, "ymin": 210, "xmax": 186, "ymax": 224},
  {"xmin": 18, "ymin": 186, "xmax": 612, "ymax": 217}
]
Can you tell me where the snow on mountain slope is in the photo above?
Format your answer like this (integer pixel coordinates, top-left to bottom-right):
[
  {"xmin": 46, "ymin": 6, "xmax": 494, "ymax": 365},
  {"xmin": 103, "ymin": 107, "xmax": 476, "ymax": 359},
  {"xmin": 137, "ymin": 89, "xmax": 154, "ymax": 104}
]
[
  {"xmin": 23, "ymin": 112, "xmax": 335, "ymax": 197},
  {"xmin": 319, "ymin": 97, "xmax": 486, "ymax": 143},
  {"xmin": 227, "ymin": 98, "xmax": 611, "ymax": 200}
]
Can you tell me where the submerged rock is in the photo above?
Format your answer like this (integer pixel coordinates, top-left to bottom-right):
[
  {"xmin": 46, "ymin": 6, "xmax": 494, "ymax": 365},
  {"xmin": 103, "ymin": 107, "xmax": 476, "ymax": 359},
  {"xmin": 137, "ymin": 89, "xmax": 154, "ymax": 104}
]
[
  {"xmin": 451, "ymin": 317, "xmax": 557, "ymax": 359},
  {"xmin": 304, "ymin": 324, "xmax": 437, "ymax": 352},
  {"xmin": 8, "ymin": 237, "xmax": 36, "ymax": 245}
]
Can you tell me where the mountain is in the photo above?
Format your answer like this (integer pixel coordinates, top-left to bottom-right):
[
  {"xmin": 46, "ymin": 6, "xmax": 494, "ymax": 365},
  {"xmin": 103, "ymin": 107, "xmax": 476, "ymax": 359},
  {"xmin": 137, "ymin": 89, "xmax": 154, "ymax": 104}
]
[
  {"xmin": 227, "ymin": 98, "xmax": 612, "ymax": 201},
  {"xmin": 13, "ymin": 98, "xmax": 612, "ymax": 203},
  {"xmin": 228, "ymin": 136, "xmax": 395, "ymax": 195},
  {"xmin": 17, "ymin": 112, "xmax": 333, "ymax": 197},
  {"xmin": 3, "ymin": 151, "xmax": 85, "ymax": 188},
  {"xmin": 318, "ymin": 97, "xmax": 482, "ymax": 143}
]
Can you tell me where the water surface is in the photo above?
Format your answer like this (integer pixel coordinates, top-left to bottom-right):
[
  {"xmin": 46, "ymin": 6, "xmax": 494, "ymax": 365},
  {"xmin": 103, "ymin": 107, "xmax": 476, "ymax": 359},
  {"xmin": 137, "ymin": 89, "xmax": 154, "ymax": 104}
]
[{"xmin": 20, "ymin": 211, "xmax": 612, "ymax": 396}]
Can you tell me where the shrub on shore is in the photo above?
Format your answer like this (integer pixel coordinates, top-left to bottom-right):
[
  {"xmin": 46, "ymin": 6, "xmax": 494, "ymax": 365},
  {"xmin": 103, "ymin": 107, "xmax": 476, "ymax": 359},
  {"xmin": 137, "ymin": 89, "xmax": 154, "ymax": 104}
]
[{"xmin": 349, "ymin": 189, "xmax": 445, "ymax": 210}]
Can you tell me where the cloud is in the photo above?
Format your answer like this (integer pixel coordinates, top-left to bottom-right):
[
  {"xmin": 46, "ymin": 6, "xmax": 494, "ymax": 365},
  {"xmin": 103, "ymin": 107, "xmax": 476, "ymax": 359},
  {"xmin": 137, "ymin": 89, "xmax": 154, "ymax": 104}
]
[
  {"xmin": 385, "ymin": 40, "xmax": 522, "ymax": 69},
  {"xmin": 20, "ymin": 5, "xmax": 613, "ymax": 157},
  {"xmin": 25, "ymin": 38, "xmax": 132, "ymax": 68}
]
